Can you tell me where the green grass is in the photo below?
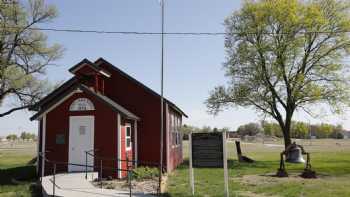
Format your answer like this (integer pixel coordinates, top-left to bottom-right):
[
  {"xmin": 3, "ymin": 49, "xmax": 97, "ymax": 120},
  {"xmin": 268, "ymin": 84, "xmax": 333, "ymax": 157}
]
[
  {"xmin": 0, "ymin": 141, "xmax": 40, "ymax": 197},
  {"xmin": 166, "ymin": 139, "xmax": 350, "ymax": 197},
  {"xmin": 1, "ymin": 140, "xmax": 350, "ymax": 197}
]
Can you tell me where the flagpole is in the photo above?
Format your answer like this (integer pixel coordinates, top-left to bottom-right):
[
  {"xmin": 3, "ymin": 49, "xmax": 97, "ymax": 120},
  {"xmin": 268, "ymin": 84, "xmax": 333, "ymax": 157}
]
[{"xmin": 158, "ymin": 0, "xmax": 165, "ymax": 195}]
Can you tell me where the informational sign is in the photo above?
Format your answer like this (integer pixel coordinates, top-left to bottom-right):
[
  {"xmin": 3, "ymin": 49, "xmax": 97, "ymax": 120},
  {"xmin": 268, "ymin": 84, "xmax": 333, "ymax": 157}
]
[
  {"xmin": 189, "ymin": 132, "xmax": 229, "ymax": 196},
  {"xmin": 191, "ymin": 132, "xmax": 223, "ymax": 167}
]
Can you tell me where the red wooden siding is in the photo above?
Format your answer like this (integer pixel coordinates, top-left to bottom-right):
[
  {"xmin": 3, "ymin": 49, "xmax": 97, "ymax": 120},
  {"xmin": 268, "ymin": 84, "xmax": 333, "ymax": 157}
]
[
  {"xmin": 98, "ymin": 62, "xmax": 167, "ymax": 167},
  {"xmin": 167, "ymin": 107, "xmax": 183, "ymax": 171},
  {"xmin": 43, "ymin": 92, "xmax": 118, "ymax": 177}
]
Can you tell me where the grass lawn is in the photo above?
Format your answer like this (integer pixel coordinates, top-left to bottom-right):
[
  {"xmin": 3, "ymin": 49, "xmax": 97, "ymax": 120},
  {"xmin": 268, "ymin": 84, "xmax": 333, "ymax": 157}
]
[
  {"xmin": 166, "ymin": 139, "xmax": 350, "ymax": 197},
  {"xmin": 1, "ymin": 139, "xmax": 350, "ymax": 197},
  {"xmin": 0, "ymin": 141, "xmax": 40, "ymax": 197}
]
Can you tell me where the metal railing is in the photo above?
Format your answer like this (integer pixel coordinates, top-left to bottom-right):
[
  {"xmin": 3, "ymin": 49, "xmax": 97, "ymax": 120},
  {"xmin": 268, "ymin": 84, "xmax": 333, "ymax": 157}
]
[{"xmin": 39, "ymin": 152, "xmax": 139, "ymax": 197}]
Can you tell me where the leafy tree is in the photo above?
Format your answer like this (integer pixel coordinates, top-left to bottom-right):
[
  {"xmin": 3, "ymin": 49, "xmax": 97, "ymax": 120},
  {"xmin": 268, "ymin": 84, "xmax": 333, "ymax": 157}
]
[
  {"xmin": 316, "ymin": 123, "xmax": 334, "ymax": 138},
  {"xmin": 20, "ymin": 131, "xmax": 36, "ymax": 140},
  {"xmin": 261, "ymin": 121, "xmax": 282, "ymax": 137},
  {"xmin": 0, "ymin": 0, "xmax": 63, "ymax": 117},
  {"xmin": 201, "ymin": 126, "xmax": 212, "ymax": 133},
  {"xmin": 291, "ymin": 121, "xmax": 309, "ymax": 138},
  {"xmin": 330, "ymin": 124, "xmax": 344, "ymax": 139},
  {"xmin": 237, "ymin": 122, "xmax": 262, "ymax": 136},
  {"xmin": 180, "ymin": 124, "xmax": 200, "ymax": 135},
  {"xmin": 206, "ymin": 0, "xmax": 350, "ymax": 148},
  {"xmin": 219, "ymin": 127, "xmax": 230, "ymax": 133},
  {"xmin": 6, "ymin": 134, "xmax": 17, "ymax": 141}
]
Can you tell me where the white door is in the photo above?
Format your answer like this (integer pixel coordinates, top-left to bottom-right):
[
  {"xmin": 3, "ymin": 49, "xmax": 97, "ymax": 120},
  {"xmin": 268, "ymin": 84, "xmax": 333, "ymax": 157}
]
[{"xmin": 68, "ymin": 116, "xmax": 94, "ymax": 172}]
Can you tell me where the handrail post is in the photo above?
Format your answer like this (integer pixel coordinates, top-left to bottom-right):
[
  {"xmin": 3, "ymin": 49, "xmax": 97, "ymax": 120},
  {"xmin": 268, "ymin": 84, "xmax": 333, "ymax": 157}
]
[
  {"xmin": 85, "ymin": 151, "xmax": 88, "ymax": 180},
  {"xmin": 126, "ymin": 153, "xmax": 132, "ymax": 197},
  {"xmin": 100, "ymin": 160, "xmax": 103, "ymax": 189},
  {"xmin": 53, "ymin": 163, "xmax": 56, "ymax": 197},
  {"xmin": 39, "ymin": 153, "xmax": 43, "ymax": 194}
]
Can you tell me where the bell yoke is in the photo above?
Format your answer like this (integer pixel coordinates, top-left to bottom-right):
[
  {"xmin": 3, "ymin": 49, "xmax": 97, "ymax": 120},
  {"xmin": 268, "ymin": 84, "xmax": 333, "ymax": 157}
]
[{"xmin": 276, "ymin": 142, "xmax": 317, "ymax": 178}]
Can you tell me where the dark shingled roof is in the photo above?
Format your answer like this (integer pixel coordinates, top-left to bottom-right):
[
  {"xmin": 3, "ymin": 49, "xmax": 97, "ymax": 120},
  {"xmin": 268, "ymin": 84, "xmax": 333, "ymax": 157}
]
[
  {"xmin": 30, "ymin": 84, "xmax": 140, "ymax": 121},
  {"xmin": 30, "ymin": 58, "xmax": 187, "ymax": 119}
]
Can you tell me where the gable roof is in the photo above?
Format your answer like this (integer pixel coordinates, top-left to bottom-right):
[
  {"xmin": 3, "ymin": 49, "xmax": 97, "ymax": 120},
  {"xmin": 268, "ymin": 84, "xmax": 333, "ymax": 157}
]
[
  {"xmin": 30, "ymin": 83, "xmax": 140, "ymax": 121},
  {"xmin": 29, "ymin": 77, "xmax": 78, "ymax": 111},
  {"xmin": 95, "ymin": 57, "xmax": 188, "ymax": 118},
  {"xmin": 69, "ymin": 58, "xmax": 111, "ymax": 77},
  {"xmin": 30, "ymin": 58, "xmax": 188, "ymax": 118}
]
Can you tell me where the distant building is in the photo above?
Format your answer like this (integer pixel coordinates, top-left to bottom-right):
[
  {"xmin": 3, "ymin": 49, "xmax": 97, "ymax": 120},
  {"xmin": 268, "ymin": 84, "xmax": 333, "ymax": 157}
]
[
  {"xmin": 0, "ymin": 137, "xmax": 7, "ymax": 142},
  {"xmin": 227, "ymin": 131, "xmax": 239, "ymax": 138},
  {"xmin": 343, "ymin": 131, "xmax": 350, "ymax": 139}
]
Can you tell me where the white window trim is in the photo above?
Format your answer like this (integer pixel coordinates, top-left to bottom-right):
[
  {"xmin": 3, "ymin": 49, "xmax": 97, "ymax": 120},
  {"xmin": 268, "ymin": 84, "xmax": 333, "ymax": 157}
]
[
  {"xmin": 171, "ymin": 115, "xmax": 181, "ymax": 149},
  {"xmin": 69, "ymin": 97, "xmax": 95, "ymax": 111},
  {"xmin": 125, "ymin": 125, "xmax": 132, "ymax": 151}
]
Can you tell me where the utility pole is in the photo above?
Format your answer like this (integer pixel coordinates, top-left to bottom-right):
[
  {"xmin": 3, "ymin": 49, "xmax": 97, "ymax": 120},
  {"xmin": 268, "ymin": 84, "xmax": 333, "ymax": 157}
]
[{"xmin": 158, "ymin": 0, "xmax": 165, "ymax": 195}]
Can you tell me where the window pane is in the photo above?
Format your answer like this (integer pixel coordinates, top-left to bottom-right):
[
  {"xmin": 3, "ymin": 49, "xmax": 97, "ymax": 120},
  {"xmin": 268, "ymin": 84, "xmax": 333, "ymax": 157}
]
[
  {"xmin": 126, "ymin": 138, "xmax": 131, "ymax": 148},
  {"xmin": 126, "ymin": 127, "xmax": 131, "ymax": 137},
  {"xmin": 79, "ymin": 126, "xmax": 86, "ymax": 135},
  {"xmin": 56, "ymin": 134, "xmax": 65, "ymax": 144}
]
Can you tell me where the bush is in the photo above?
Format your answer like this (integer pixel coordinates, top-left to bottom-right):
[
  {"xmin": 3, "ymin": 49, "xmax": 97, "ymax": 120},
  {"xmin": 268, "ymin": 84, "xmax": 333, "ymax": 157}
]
[{"xmin": 132, "ymin": 166, "xmax": 158, "ymax": 180}]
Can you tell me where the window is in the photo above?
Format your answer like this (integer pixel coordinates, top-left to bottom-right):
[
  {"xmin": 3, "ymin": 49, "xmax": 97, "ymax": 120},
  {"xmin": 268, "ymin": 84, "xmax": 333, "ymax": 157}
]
[
  {"xmin": 79, "ymin": 126, "xmax": 86, "ymax": 135},
  {"xmin": 70, "ymin": 98, "xmax": 95, "ymax": 111},
  {"xmin": 125, "ymin": 125, "xmax": 132, "ymax": 150},
  {"xmin": 56, "ymin": 134, "xmax": 65, "ymax": 144},
  {"xmin": 171, "ymin": 113, "xmax": 181, "ymax": 147}
]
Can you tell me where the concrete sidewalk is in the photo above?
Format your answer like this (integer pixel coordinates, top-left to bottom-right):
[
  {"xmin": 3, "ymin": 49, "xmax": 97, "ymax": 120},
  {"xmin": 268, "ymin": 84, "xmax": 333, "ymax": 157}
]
[{"xmin": 42, "ymin": 172, "xmax": 152, "ymax": 197}]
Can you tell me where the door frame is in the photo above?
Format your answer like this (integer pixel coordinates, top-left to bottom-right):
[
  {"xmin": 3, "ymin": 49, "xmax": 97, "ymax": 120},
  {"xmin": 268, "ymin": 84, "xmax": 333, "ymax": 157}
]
[{"xmin": 68, "ymin": 115, "xmax": 95, "ymax": 172}]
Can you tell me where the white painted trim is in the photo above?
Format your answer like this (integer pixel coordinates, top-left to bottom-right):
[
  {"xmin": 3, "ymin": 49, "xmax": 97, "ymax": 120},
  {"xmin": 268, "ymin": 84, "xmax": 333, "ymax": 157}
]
[
  {"xmin": 68, "ymin": 116, "xmax": 95, "ymax": 172},
  {"xmin": 134, "ymin": 120, "xmax": 138, "ymax": 167},
  {"xmin": 125, "ymin": 124, "xmax": 132, "ymax": 151},
  {"xmin": 71, "ymin": 64, "xmax": 111, "ymax": 78},
  {"xmin": 189, "ymin": 133, "xmax": 194, "ymax": 195},
  {"xmin": 36, "ymin": 120, "xmax": 40, "ymax": 173},
  {"xmin": 41, "ymin": 115, "xmax": 46, "ymax": 177},
  {"xmin": 223, "ymin": 131, "xmax": 229, "ymax": 197},
  {"xmin": 35, "ymin": 90, "xmax": 79, "ymax": 120},
  {"xmin": 165, "ymin": 103, "xmax": 170, "ymax": 173},
  {"xmin": 100, "ymin": 70, "xmax": 111, "ymax": 78},
  {"xmin": 117, "ymin": 114, "xmax": 122, "ymax": 178}
]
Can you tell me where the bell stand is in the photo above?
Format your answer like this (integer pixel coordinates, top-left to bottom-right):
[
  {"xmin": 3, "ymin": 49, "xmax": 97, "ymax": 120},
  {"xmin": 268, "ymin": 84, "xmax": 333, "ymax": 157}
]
[{"xmin": 276, "ymin": 144, "xmax": 316, "ymax": 178}]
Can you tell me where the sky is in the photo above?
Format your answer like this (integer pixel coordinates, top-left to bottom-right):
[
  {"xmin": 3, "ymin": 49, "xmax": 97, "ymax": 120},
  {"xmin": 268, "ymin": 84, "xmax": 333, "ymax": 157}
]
[{"xmin": 0, "ymin": 0, "xmax": 349, "ymax": 136}]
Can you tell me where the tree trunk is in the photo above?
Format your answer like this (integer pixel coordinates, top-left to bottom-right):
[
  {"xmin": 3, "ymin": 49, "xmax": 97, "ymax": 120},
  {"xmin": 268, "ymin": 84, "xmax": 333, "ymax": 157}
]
[
  {"xmin": 282, "ymin": 110, "xmax": 293, "ymax": 149},
  {"xmin": 282, "ymin": 126, "xmax": 292, "ymax": 149}
]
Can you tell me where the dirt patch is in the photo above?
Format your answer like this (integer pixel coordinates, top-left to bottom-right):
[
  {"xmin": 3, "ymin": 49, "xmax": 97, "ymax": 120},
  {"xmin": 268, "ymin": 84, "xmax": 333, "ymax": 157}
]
[
  {"xmin": 234, "ymin": 173, "xmax": 321, "ymax": 187},
  {"xmin": 234, "ymin": 191, "xmax": 279, "ymax": 197}
]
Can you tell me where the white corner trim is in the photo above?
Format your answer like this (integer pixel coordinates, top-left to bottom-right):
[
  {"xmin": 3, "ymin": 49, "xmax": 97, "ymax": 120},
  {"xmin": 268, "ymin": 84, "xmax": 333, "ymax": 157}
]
[
  {"xmin": 41, "ymin": 115, "xmax": 46, "ymax": 177},
  {"xmin": 166, "ymin": 103, "xmax": 170, "ymax": 173},
  {"xmin": 36, "ymin": 120, "xmax": 40, "ymax": 173},
  {"xmin": 117, "ymin": 114, "xmax": 122, "ymax": 178},
  {"xmin": 134, "ymin": 120, "xmax": 138, "ymax": 167}
]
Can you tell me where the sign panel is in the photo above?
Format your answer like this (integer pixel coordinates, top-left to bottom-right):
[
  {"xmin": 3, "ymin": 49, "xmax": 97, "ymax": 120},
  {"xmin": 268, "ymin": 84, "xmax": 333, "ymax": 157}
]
[{"xmin": 192, "ymin": 132, "xmax": 223, "ymax": 167}]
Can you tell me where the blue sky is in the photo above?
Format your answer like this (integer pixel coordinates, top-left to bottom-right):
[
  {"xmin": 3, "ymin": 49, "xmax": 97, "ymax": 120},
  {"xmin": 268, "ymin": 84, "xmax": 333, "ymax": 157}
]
[{"xmin": 0, "ymin": 0, "xmax": 349, "ymax": 135}]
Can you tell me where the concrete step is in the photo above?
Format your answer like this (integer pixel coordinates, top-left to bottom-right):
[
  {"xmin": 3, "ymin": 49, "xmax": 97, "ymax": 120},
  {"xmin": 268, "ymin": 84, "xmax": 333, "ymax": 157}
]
[{"xmin": 41, "ymin": 172, "xmax": 151, "ymax": 197}]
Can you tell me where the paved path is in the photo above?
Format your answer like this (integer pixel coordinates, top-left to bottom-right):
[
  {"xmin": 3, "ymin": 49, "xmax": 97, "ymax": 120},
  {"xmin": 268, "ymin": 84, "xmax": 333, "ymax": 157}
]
[{"xmin": 42, "ymin": 172, "xmax": 152, "ymax": 197}]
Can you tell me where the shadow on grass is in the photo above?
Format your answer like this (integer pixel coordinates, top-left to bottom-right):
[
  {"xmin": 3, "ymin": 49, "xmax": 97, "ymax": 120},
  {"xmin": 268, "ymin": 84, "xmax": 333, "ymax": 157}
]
[
  {"xmin": 0, "ymin": 165, "xmax": 41, "ymax": 196},
  {"xmin": 0, "ymin": 165, "xmax": 37, "ymax": 185}
]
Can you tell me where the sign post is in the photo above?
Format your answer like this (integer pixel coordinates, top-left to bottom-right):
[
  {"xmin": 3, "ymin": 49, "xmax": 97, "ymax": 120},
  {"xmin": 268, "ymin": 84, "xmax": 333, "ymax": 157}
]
[
  {"xmin": 190, "ymin": 132, "xmax": 229, "ymax": 196},
  {"xmin": 189, "ymin": 133, "xmax": 195, "ymax": 196},
  {"xmin": 222, "ymin": 131, "xmax": 229, "ymax": 197}
]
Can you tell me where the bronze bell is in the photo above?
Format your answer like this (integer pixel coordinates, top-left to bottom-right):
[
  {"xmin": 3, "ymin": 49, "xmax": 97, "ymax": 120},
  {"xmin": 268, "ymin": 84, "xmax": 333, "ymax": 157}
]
[{"xmin": 285, "ymin": 143, "xmax": 305, "ymax": 163}]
